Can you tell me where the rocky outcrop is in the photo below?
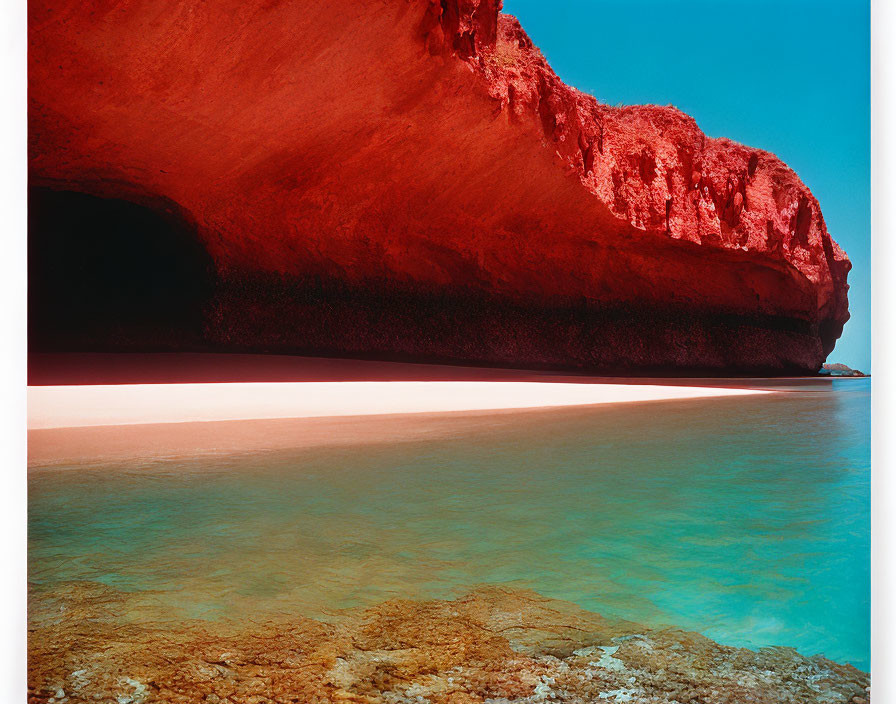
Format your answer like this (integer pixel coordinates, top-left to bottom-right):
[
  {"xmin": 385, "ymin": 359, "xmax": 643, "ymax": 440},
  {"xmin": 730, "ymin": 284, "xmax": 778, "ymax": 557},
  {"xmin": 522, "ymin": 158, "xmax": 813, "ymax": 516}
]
[
  {"xmin": 28, "ymin": 0, "xmax": 851, "ymax": 374},
  {"xmin": 821, "ymin": 363, "xmax": 867, "ymax": 377},
  {"xmin": 28, "ymin": 582, "xmax": 870, "ymax": 703}
]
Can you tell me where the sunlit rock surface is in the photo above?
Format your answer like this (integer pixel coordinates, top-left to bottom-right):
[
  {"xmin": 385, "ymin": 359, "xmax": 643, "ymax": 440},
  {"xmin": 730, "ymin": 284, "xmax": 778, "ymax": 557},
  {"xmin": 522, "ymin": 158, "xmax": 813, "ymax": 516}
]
[
  {"xmin": 28, "ymin": 583, "xmax": 869, "ymax": 703},
  {"xmin": 28, "ymin": 0, "xmax": 850, "ymax": 373}
]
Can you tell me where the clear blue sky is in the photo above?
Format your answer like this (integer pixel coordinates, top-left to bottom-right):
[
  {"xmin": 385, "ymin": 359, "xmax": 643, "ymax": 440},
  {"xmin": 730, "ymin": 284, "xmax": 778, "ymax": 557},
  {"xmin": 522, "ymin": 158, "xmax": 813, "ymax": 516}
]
[{"xmin": 505, "ymin": 0, "xmax": 870, "ymax": 371}]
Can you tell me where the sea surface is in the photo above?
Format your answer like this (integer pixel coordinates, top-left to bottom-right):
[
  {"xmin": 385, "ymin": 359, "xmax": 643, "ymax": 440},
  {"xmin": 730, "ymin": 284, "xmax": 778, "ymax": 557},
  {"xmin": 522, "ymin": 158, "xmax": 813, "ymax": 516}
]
[{"xmin": 28, "ymin": 378, "xmax": 870, "ymax": 670}]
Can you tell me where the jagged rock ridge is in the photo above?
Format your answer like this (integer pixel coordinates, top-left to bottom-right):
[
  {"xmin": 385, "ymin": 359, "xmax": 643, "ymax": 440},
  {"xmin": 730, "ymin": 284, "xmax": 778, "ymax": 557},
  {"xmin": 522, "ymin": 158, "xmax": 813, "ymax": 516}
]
[{"xmin": 28, "ymin": 0, "xmax": 850, "ymax": 373}]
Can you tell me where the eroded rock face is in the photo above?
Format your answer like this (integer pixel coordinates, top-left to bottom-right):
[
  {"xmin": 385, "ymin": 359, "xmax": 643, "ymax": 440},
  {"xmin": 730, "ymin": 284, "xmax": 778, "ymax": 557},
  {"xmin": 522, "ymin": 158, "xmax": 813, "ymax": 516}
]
[
  {"xmin": 28, "ymin": 0, "xmax": 850, "ymax": 373},
  {"xmin": 28, "ymin": 582, "xmax": 870, "ymax": 703}
]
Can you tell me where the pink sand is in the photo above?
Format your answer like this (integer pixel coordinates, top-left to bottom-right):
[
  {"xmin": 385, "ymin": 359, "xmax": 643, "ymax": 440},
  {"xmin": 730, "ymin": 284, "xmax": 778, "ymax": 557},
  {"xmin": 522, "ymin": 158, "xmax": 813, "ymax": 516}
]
[{"xmin": 28, "ymin": 381, "xmax": 769, "ymax": 430}]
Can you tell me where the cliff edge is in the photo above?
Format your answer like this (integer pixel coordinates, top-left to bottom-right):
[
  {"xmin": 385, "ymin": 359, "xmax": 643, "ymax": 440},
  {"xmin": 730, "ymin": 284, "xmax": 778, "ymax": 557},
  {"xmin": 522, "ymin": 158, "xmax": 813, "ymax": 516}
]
[{"xmin": 28, "ymin": 0, "xmax": 851, "ymax": 373}]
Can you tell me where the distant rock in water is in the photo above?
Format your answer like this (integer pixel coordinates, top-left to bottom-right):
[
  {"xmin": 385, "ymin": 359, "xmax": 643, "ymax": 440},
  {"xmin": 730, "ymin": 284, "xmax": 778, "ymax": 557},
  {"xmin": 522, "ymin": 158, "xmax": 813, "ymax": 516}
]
[
  {"xmin": 28, "ymin": 0, "xmax": 850, "ymax": 374},
  {"xmin": 821, "ymin": 363, "xmax": 868, "ymax": 377}
]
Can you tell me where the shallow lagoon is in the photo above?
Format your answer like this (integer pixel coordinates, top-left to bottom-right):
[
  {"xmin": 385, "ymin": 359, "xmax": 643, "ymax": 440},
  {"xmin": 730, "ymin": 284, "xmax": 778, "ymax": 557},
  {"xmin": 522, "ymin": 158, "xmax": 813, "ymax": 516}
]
[{"xmin": 28, "ymin": 378, "xmax": 870, "ymax": 670}]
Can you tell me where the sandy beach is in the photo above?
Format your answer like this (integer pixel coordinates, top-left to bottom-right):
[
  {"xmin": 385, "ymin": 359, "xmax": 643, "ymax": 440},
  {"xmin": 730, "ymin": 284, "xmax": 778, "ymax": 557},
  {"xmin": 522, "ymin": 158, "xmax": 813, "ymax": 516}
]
[
  {"xmin": 27, "ymin": 353, "xmax": 777, "ymax": 465},
  {"xmin": 27, "ymin": 378, "xmax": 769, "ymax": 467},
  {"xmin": 28, "ymin": 380, "xmax": 769, "ymax": 430}
]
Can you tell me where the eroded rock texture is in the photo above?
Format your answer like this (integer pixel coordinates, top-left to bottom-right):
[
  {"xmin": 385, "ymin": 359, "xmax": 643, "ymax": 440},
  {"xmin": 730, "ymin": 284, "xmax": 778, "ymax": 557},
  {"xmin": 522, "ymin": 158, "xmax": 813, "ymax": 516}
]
[
  {"xmin": 28, "ymin": 0, "xmax": 851, "ymax": 373},
  {"xmin": 28, "ymin": 583, "xmax": 870, "ymax": 703}
]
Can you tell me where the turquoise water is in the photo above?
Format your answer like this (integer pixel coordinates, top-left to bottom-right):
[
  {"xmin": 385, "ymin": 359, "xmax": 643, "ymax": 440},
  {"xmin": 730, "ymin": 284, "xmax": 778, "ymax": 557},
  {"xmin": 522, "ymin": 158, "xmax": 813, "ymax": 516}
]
[{"xmin": 28, "ymin": 379, "xmax": 870, "ymax": 669}]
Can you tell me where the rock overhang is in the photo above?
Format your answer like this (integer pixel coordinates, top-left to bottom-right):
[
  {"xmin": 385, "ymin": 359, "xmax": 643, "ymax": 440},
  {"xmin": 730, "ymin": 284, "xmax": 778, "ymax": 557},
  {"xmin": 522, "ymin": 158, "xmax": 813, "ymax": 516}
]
[{"xmin": 27, "ymin": 0, "xmax": 850, "ymax": 373}]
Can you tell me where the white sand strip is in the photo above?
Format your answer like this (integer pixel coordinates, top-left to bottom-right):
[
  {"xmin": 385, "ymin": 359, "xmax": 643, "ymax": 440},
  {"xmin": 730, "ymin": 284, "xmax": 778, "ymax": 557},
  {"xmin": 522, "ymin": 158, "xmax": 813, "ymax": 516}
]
[{"xmin": 28, "ymin": 381, "xmax": 770, "ymax": 430}]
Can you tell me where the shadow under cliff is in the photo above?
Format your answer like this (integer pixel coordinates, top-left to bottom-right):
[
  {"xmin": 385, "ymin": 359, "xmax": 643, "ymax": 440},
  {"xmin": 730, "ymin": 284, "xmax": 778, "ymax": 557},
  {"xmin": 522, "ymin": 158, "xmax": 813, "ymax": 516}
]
[
  {"xmin": 27, "ymin": 186, "xmax": 828, "ymax": 376},
  {"xmin": 28, "ymin": 187, "xmax": 216, "ymax": 352}
]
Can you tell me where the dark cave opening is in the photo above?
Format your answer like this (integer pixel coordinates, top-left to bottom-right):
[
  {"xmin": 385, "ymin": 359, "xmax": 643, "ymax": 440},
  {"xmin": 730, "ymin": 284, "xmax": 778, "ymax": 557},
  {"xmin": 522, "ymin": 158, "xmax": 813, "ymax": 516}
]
[{"xmin": 28, "ymin": 188, "xmax": 216, "ymax": 351}]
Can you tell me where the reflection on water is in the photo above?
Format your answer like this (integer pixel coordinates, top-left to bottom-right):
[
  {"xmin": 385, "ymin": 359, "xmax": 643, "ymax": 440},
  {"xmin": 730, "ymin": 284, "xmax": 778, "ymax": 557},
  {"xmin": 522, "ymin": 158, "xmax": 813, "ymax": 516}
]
[{"xmin": 28, "ymin": 379, "xmax": 870, "ymax": 669}]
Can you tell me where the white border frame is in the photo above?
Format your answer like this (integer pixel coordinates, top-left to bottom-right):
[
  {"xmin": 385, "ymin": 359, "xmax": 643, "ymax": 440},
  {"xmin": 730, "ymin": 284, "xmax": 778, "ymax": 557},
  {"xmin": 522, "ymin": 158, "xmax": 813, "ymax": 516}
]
[
  {"xmin": 2, "ymin": 0, "xmax": 888, "ymax": 697},
  {"xmin": 1, "ymin": 0, "xmax": 28, "ymax": 697},
  {"xmin": 871, "ymin": 0, "xmax": 893, "ymax": 696}
]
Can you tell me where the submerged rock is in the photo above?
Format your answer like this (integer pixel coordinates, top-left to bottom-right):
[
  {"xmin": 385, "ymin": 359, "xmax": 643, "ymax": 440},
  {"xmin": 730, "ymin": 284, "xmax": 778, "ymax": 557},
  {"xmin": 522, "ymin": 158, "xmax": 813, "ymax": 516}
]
[
  {"xmin": 28, "ymin": 0, "xmax": 849, "ymax": 374},
  {"xmin": 28, "ymin": 582, "xmax": 869, "ymax": 703}
]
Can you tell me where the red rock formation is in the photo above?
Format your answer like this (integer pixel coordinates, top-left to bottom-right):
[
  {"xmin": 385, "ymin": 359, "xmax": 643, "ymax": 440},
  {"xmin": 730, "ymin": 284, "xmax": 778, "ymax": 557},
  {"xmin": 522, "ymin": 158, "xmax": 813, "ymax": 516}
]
[{"xmin": 28, "ymin": 0, "xmax": 851, "ymax": 374}]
